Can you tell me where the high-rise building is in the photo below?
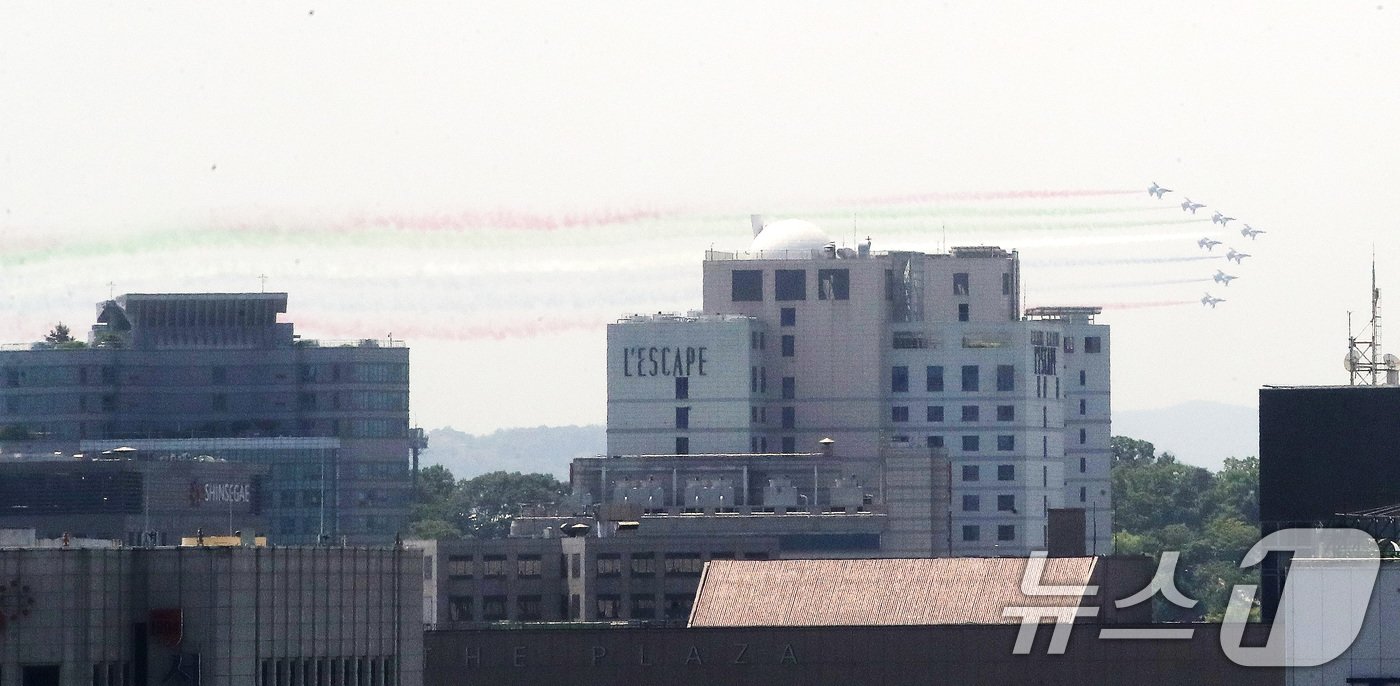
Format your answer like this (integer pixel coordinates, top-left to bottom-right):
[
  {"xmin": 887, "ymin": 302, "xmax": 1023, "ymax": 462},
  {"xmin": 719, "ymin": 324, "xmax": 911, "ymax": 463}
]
[
  {"xmin": 0, "ymin": 293, "xmax": 413, "ymax": 544},
  {"xmin": 605, "ymin": 218, "xmax": 1112, "ymax": 554}
]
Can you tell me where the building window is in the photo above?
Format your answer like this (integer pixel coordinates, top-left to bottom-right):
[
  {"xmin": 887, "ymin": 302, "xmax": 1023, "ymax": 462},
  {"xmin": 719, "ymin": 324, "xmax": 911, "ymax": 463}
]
[
  {"xmin": 517, "ymin": 595, "xmax": 542, "ymax": 621},
  {"xmin": 482, "ymin": 596, "xmax": 507, "ymax": 621},
  {"xmin": 447, "ymin": 596, "xmax": 473, "ymax": 622},
  {"xmin": 1079, "ymin": 370, "xmax": 1086, "ymax": 386},
  {"xmin": 775, "ymin": 269, "xmax": 807, "ymax": 301},
  {"xmin": 892, "ymin": 406, "xmax": 910, "ymax": 422},
  {"xmin": 1080, "ymin": 486, "xmax": 1087, "ymax": 502},
  {"xmin": 781, "ymin": 335, "xmax": 795, "ymax": 357},
  {"xmin": 997, "ymin": 435, "xmax": 1014, "ymax": 451},
  {"xmin": 892, "ymin": 366, "xmax": 909, "ymax": 392},
  {"xmin": 781, "ymin": 436, "xmax": 796, "ymax": 453},
  {"xmin": 961, "ymin": 405, "xmax": 979, "ymax": 422},
  {"xmin": 676, "ymin": 377, "xmax": 689, "ymax": 399},
  {"xmin": 780, "ymin": 307, "xmax": 796, "ymax": 326},
  {"xmin": 962, "ymin": 465, "xmax": 979, "ymax": 481},
  {"xmin": 781, "ymin": 406, "xmax": 795, "ymax": 429},
  {"xmin": 927, "ymin": 405, "xmax": 944, "ymax": 422},
  {"xmin": 1080, "ymin": 456, "xmax": 1087, "ymax": 473},
  {"xmin": 997, "ymin": 465, "xmax": 1015, "ymax": 481},
  {"xmin": 1003, "ymin": 272, "xmax": 1012, "ymax": 295},
  {"xmin": 482, "ymin": 555, "xmax": 506, "ymax": 578},
  {"xmin": 961, "ymin": 435, "xmax": 979, "ymax": 452},
  {"xmin": 927, "ymin": 435, "xmax": 944, "ymax": 448},
  {"xmin": 665, "ymin": 594, "xmax": 694, "ymax": 621},
  {"xmin": 675, "ymin": 436, "xmax": 689, "ymax": 454},
  {"xmin": 1065, "ymin": 336, "xmax": 1076, "ymax": 353},
  {"xmin": 596, "ymin": 595, "xmax": 622, "ymax": 620},
  {"xmin": 517, "ymin": 555, "xmax": 542, "ymax": 578},
  {"xmin": 997, "ymin": 405, "xmax": 1014, "ymax": 421},
  {"xmin": 596, "ymin": 554, "xmax": 622, "ymax": 577},
  {"xmin": 817, "ymin": 269, "xmax": 850, "ymax": 300},
  {"xmin": 631, "ymin": 594, "xmax": 657, "ymax": 619},
  {"xmin": 927, "ymin": 366, "xmax": 944, "ymax": 392},
  {"xmin": 631, "ymin": 553, "xmax": 656, "ymax": 576},
  {"xmin": 962, "ymin": 494, "xmax": 980, "ymax": 512},
  {"xmin": 961, "ymin": 365, "xmax": 979, "ymax": 392},
  {"xmin": 1084, "ymin": 336, "xmax": 1102, "ymax": 353},
  {"xmin": 996, "ymin": 365, "xmax": 1015, "ymax": 392},
  {"xmin": 571, "ymin": 553, "xmax": 581, "ymax": 578},
  {"xmin": 953, "ymin": 272, "xmax": 970, "ymax": 295},
  {"xmin": 782, "ymin": 376, "xmax": 795, "ymax": 399},
  {"xmin": 958, "ymin": 303, "xmax": 970, "ymax": 321},
  {"xmin": 997, "ymin": 494, "xmax": 1016, "ymax": 512},
  {"xmin": 732, "ymin": 270, "xmax": 763, "ymax": 301},
  {"xmin": 1079, "ymin": 428, "xmax": 1087, "ymax": 444},
  {"xmin": 664, "ymin": 553, "xmax": 703, "ymax": 576},
  {"xmin": 676, "ymin": 406, "xmax": 690, "ymax": 429},
  {"xmin": 962, "ymin": 525, "xmax": 980, "ymax": 542},
  {"xmin": 997, "ymin": 525, "xmax": 1016, "ymax": 542}
]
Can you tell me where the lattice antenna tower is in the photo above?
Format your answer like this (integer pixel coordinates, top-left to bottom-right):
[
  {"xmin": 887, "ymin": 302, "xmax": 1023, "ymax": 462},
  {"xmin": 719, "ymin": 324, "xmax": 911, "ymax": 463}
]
[{"xmin": 1346, "ymin": 253, "xmax": 1398, "ymax": 385}]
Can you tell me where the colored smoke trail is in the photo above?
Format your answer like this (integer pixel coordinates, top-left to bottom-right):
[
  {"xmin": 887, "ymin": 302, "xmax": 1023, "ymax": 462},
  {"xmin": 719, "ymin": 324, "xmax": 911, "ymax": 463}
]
[
  {"xmin": 782, "ymin": 204, "xmax": 1175, "ymax": 223},
  {"xmin": 1097, "ymin": 300, "xmax": 1199, "ymax": 310},
  {"xmin": 853, "ymin": 189, "xmax": 1141, "ymax": 205},
  {"xmin": 1037, "ymin": 277, "xmax": 1214, "ymax": 291},
  {"xmin": 1026, "ymin": 255, "xmax": 1224, "ymax": 268}
]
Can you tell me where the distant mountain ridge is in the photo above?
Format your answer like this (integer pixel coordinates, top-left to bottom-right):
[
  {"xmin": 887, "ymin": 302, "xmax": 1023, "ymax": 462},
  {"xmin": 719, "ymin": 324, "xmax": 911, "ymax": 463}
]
[
  {"xmin": 421, "ymin": 402, "xmax": 1256, "ymax": 480},
  {"xmin": 1113, "ymin": 401, "xmax": 1258, "ymax": 472},
  {"xmin": 419, "ymin": 425, "xmax": 604, "ymax": 479}
]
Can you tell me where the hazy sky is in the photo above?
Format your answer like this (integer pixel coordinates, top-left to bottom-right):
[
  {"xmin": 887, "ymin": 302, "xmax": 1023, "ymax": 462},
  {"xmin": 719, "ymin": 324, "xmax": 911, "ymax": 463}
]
[{"xmin": 4, "ymin": 3, "xmax": 1399, "ymax": 434}]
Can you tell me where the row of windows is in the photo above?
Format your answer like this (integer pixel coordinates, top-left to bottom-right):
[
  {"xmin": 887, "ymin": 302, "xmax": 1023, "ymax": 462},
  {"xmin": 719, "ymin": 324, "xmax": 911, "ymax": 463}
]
[
  {"xmin": 731, "ymin": 269, "xmax": 852, "ymax": 302},
  {"xmin": 894, "ymin": 365, "xmax": 1015, "ymax": 393},
  {"xmin": 962, "ymin": 524, "xmax": 1017, "ymax": 542},
  {"xmin": 2, "ymin": 364, "xmax": 409, "ymax": 388},
  {"xmin": 447, "ymin": 551, "xmax": 767, "ymax": 581},
  {"xmin": 961, "ymin": 493, "xmax": 1018, "ymax": 512},
  {"xmin": 900, "ymin": 404, "xmax": 1016, "ymax": 423},
  {"xmin": 960, "ymin": 464, "xmax": 1017, "ymax": 481},
  {"xmin": 257, "ymin": 656, "xmax": 398, "ymax": 686}
]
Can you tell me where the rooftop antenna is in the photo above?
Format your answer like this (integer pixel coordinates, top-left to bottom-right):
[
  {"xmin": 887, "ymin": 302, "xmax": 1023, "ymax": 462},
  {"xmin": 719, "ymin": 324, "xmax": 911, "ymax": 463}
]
[
  {"xmin": 258, "ymin": 274, "xmax": 268, "ymax": 293},
  {"xmin": 941, "ymin": 223, "xmax": 947, "ymax": 253},
  {"xmin": 107, "ymin": 281, "xmax": 116, "ymax": 299},
  {"xmin": 1345, "ymin": 248, "xmax": 1396, "ymax": 385}
]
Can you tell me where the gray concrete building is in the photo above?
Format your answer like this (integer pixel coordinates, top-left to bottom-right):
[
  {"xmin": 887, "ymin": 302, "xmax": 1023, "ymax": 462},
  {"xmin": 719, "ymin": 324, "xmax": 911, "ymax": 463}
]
[
  {"xmin": 0, "ymin": 293, "xmax": 415, "ymax": 544},
  {"xmin": 0, "ymin": 539, "xmax": 422, "ymax": 686}
]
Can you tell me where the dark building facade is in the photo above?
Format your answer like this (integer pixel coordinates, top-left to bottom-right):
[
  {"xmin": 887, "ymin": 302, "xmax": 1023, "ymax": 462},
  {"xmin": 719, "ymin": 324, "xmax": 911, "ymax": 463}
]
[
  {"xmin": 0, "ymin": 455, "xmax": 266, "ymax": 545},
  {"xmin": 1258, "ymin": 385, "xmax": 1400, "ymax": 618},
  {"xmin": 423, "ymin": 624, "xmax": 1280, "ymax": 686},
  {"xmin": 0, "ymin": 293, "xmax": 414, "ymax": 544}
]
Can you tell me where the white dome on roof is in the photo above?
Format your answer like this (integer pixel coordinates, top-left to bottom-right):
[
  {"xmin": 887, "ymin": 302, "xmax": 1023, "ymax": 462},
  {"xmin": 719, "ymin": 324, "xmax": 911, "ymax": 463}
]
[{"xmin": 749, "ymin": 219, "xmax": 832, "ymax": 253}]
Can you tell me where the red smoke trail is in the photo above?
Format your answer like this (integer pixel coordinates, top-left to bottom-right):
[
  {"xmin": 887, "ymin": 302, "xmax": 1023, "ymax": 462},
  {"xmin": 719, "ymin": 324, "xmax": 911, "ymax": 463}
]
[
  {"xmin": 324, "ymin": 207, "xmax": 678, "ymax": 233},
  {"xmin": 1026, "ymin": 255, "xmax": 1223, "ymax": 268},
  {"xmin": 853, "ymin": 190, "xmax": 1140, "ymax": 205},
  {"xmin": 293, "ymin": 314, "xmax": 606, "ymax": 342}
]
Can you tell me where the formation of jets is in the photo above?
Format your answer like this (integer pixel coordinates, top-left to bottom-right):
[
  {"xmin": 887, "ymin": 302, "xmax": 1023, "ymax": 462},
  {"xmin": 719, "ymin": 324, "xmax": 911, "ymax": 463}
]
[{"xmin": 1148, "ymin": 181, "xmax": 1275, "ymax": 309}]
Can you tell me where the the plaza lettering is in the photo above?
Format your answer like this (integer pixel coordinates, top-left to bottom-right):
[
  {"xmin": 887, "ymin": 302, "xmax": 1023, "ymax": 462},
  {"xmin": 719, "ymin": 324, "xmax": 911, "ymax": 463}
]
[
  {"xmin": 204, "ymin": 483, "xmax": 251, "ymax": 504},
  {"xmin": 622, "ymin": 346, "xmax": 708, "ymax": 377}
]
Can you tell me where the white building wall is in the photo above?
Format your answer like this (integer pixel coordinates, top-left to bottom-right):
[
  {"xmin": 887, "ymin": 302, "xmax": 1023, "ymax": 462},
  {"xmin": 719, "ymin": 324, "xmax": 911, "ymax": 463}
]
[
  {"xmin": 606, "ymin": 316, "xmax": 756, "ymax": 456},
  {"xmin": 1061, "ymin": 321, "xmax": 1113, "ymax": 554}
]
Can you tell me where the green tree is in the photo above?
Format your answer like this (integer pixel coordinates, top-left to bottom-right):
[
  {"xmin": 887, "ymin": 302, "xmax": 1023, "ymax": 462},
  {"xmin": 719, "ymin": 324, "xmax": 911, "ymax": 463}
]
[
  {"xmin": 453, "ymin": 471, "xmax": 568, "ymax": 539},
  {"xmin": 45, "ymin": 323, "xmax": 73, "ymax": 344}
]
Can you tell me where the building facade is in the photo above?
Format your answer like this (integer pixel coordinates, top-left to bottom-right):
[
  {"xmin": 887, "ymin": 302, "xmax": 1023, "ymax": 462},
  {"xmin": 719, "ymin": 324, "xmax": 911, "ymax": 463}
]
[
  {"xmin": 605, "ymin": 219, "xmax": 1112, "ymax": 554},
  {"xmin": 0, "ymin": 293, "xmax": 414, "ymax": 544},
  {"xmin": 0, "ymin": 542, "xmax": 422, "ymax": 686}
]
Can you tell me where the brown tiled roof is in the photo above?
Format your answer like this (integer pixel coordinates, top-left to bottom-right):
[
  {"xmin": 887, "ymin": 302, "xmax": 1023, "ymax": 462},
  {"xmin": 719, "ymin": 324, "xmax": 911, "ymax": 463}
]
[{"xmin": 688, "ymin": 557, "xmax": 1101, "ymax": 627}]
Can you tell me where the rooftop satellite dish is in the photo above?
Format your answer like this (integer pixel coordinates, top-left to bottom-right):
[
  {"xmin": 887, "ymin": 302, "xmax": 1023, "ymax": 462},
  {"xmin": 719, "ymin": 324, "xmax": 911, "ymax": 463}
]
[
  {"xmin": 1385, "ymin": 354, "xmax": 1399, "ymax": 369},
  {"xmin": 1344, "ymin": 350, "xmax": 1362, "ymax": 372}
]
